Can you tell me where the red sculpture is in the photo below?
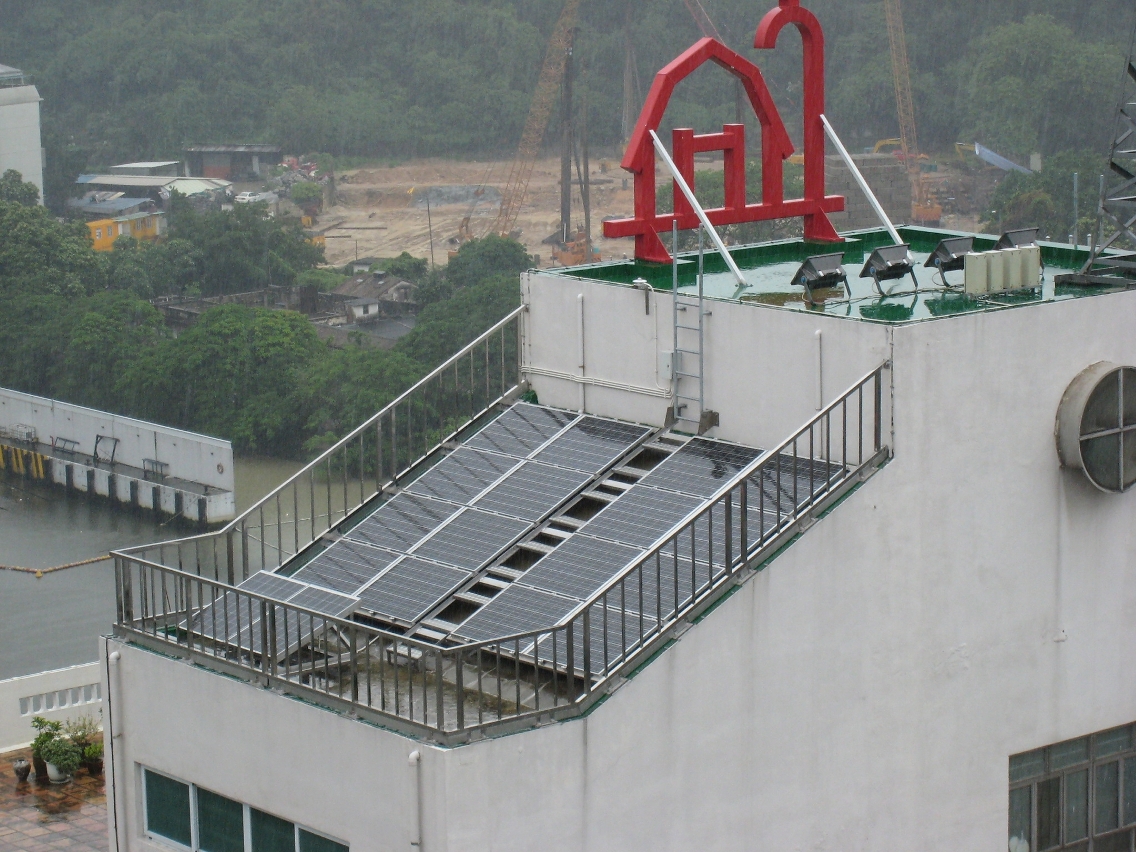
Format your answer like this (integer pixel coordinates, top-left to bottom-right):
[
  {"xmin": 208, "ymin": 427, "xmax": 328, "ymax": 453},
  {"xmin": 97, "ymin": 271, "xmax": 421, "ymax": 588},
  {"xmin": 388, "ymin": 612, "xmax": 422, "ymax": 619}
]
[{"xmin": 603, "ymin": 0, "xmax": 843, "ymax": 264}]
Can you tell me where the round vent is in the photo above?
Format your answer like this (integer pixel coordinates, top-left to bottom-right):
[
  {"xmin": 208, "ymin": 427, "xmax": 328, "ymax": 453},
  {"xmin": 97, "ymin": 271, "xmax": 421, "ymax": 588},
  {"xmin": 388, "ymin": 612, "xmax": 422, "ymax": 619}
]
[{"xmin": 1056, "ymin": 362, "xmax": 1136, "ymax": 493}]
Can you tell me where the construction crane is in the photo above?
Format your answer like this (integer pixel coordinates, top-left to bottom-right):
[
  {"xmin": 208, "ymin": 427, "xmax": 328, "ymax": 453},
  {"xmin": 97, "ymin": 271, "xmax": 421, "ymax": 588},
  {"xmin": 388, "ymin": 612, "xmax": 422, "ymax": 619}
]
[
  {"xmin": 882, "ymin": 0, "xmax": 941, "ymax": 225},
  {"xmin": 489, "ymin": 0, "xmax": 582, "ymax": 239}
]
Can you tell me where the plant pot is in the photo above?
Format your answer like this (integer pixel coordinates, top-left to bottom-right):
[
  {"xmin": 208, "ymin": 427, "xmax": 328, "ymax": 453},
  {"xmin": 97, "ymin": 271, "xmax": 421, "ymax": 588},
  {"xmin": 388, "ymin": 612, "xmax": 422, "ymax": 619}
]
[
  {"xmin": 12, "ymin": 759, "xmax": 30, "ymax": 782},
  {"xmin": 84, "ymin": 758, "xmax": 103, "ymax": 777},
  {"xmin": 44, "ymin": 761, "xmax": 69, "ymax": 783},
  {"xmin": 31, "ymin": 755, "xmax": 47, "ymax": 782}
]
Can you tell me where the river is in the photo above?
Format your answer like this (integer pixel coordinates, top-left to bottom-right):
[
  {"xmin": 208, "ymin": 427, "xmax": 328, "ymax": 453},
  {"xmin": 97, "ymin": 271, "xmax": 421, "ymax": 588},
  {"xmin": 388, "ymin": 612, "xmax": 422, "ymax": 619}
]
[{"xmin": 0, "ymin": 457, "xmax": 302, "ymax": 680}]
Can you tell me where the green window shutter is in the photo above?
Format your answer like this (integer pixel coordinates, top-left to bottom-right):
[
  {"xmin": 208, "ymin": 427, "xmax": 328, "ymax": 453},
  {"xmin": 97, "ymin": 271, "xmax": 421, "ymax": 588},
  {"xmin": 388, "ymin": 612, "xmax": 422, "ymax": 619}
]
[
  {"xmin": 251, "ymin": 807, "xmax": 295, "ymax": 852},
  {"xmin": 145, "ymin": 770, "xmax": 192, "ymax": 847},
  {"xmin": 299, "ymin": 828, "xmax": 349, "ymax": 852},
  {"xmin": 197, "ymin": 788, "xmax": 245, "ymax": 852}
]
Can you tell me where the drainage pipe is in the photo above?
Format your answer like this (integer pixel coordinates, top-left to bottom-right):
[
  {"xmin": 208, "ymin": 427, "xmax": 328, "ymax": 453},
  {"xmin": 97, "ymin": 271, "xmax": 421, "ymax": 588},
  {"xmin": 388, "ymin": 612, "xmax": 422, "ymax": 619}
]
[
  {"xmin": 649, "ymin": 129, "xmax": 747, "ymax": 287},
  {"xmin": 408, "ymin": 750, "xmax": 423, "ymax": 851},
  {"xmin": 819, "ymin": 114, "xmax": 903, "ymax": 247},
  {"xmin": 577, "ymin": 294, "xmax": 586, "ymax": 412}
]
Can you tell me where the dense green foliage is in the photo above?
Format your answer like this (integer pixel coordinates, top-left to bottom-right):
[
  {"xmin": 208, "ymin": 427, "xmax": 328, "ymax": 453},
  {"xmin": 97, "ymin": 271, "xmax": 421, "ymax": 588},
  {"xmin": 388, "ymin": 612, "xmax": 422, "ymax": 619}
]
[
  {"xmin": 0, "ymin": 0, "xmax": 1131, "ymax": 209},
  {"xmin": 983, "ymin": 151, "xmax": 1108, "ymax": 241},
  {"xmin": 0, "ymin": 172, "xmax": 524, "ymax": 457}
]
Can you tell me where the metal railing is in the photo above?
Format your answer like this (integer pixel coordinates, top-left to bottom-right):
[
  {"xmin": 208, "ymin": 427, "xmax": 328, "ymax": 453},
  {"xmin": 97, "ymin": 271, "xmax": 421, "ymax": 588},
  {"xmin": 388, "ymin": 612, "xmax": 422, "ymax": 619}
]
[
  {"xmin": 116, "ymin": 306, "xmax": 525, "ymax": 584},
  {"xmin": 114, "ymin": 362, "xmax": 890, "ymax": 744}
]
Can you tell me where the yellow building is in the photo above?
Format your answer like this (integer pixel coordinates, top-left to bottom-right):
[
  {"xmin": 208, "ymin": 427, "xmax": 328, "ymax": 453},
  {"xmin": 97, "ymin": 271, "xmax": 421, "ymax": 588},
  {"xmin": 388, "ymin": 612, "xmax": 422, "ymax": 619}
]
[{"xmin": 87, "ymin": 211, "xmax": 167, "ymax": 251}]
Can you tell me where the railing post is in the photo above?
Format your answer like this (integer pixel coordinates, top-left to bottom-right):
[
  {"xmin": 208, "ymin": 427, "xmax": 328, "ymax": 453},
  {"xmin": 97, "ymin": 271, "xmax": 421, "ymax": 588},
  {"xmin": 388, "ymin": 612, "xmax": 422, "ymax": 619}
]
[
  {"xmin": 582, "ymin": 608, "xmax": 592, "ymax": 694},
  {"xmin": 874, "ymin": 369, "xmax": 883, "ymax": 452},
  {"xmin": 349, "ymin": 624, "xmax": 359, "ymax": 707},
  {"xmin": 435, "ymin": 648, "xmax": 446, "ymax": 732},
  {"xmin": 227, "ymin": 531, "xmax": 236, "ymax": 590},
  {"xmin": 454, "ymin": 650, "xmax": 465, "ymax": 731}
]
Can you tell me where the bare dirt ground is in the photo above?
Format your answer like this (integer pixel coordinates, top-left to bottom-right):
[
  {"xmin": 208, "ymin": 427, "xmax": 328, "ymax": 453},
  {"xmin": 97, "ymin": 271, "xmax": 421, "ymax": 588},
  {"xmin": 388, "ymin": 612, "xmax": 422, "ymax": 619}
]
[
  {"xmin": 322, "ymin": 156, "xmax": 638, "ymax": 268},
  {"xmin": 318, "ymin": 154, "xmax": 996, "ymax": 268}
]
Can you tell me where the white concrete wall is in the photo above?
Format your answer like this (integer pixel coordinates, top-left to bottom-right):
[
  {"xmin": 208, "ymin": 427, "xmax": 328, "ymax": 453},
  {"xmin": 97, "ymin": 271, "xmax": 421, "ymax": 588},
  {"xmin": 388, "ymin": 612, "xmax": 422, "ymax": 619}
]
[
  {"xmin": 0, "ymin": 663, "xmax": 103, "ymax": 752},
  {"xmin": 102, "ymin": 640, "xmax": 417, "ymax": 852},
  {"xmin": 521, "ymin": 271, "xmax": 891, "ymax": 450},
  {"xmin": 0, "ymin": 386, "xmax": 234, "ymax": 492},
  {"xmin": 106, "ymin": 287, "xmax": 1136, "ymax": 851},
  {"xmin": 0, "ymin": 85, "xmax": 43, "ymax": 202}
]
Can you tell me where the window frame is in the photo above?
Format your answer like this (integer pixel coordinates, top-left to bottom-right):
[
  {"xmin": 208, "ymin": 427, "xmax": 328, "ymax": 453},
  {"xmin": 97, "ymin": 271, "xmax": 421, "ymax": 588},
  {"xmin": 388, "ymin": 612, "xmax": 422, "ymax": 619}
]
[
  {"xmin": 140, "ymin": 767, "xmax": 348, "ymax": 852},
  {"xmin": 1010, "ymin": 725, "xmax": 1136, "ymax": 852}
]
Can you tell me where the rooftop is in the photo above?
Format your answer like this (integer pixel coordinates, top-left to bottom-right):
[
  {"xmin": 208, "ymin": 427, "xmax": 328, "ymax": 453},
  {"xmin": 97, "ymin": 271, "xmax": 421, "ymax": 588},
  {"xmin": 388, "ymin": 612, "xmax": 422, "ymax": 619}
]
[
  {"xmin": 184, "ymin": 144, "xmax": 281, "ymax": 154},
  {"xmin": 554, "ymin": 226, "xmax": 1120, "ymax": 325}
]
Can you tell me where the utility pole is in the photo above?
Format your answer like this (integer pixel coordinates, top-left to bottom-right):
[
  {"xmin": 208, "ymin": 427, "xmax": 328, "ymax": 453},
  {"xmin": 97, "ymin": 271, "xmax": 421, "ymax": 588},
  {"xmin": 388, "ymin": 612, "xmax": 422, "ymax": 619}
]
[
  {"xmin": 561, "ymin": 29, "xmax": 576, "ymax": 244},
  {"xmin": 425, "ymin": 191, "xmax": 436, "ymax": 269},
  {"xmin": 582, "ymin": 90, "xmax": 592, "ymax": 261}
]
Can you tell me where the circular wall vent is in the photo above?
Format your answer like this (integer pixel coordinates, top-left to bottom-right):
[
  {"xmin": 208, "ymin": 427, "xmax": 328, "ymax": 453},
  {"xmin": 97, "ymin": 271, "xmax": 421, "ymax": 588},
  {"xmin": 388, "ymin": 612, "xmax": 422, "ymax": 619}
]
[{"xmin": 1056, "ymin": 361, "xmax": 1136, "ymax": 493}]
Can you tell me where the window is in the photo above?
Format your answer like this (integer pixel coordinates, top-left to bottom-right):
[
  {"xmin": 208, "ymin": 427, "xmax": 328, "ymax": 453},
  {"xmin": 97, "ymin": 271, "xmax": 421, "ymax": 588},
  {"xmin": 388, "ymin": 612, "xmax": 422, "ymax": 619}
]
[
  {"xmin": 1009, "ymin": 724, "xmax": 1136, "ymax": 852},
  {"xmin": 95, "ymin": 228, "xmax": 102, "ymax": 240},
  {"xmin": 143, "ymin": 769, "xmax": 347, "ymax": 852}
]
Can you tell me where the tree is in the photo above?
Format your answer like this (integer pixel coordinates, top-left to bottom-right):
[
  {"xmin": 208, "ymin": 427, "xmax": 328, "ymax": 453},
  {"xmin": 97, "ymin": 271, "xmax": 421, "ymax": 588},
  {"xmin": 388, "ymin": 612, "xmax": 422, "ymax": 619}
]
[
  {"xmin": 444, "ymin": 235, "xmax": 531, "ymax": 290},
  {"xmin": 290, "ymin": 181, "xmax": 324, "ymax": 213},
  {"xmin": 0, "ymin": 170, "xmax": 39, "ymax": 206}
]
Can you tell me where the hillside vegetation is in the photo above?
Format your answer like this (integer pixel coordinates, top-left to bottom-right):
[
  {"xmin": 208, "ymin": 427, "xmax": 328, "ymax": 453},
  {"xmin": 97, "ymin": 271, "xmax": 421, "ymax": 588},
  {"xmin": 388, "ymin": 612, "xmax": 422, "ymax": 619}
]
[{"xmin": 0, "ymin": 0, "xmax": 1131, "ymax": 207}]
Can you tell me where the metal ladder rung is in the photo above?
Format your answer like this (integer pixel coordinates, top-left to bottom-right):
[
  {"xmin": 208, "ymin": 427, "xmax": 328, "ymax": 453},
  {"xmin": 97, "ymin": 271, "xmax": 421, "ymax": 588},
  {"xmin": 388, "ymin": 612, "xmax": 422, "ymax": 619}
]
[
  {"xmin": 675, "ymin": 347, "xmax": 699, "ymax": 354},
  {"xmin": 675, "ymin": 324, "xmax": 701, "ymax": 331},
  {"xmin": 675, "ymin": 371, "xmax": 701, "ymax": 379}
]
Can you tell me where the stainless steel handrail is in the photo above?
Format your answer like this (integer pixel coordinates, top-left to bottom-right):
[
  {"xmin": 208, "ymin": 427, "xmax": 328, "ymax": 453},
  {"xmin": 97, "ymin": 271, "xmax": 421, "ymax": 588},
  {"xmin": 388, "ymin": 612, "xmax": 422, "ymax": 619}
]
[
  {"xmin": 113, "ymin": 360, "xmax": 890, "ymax": 743},
  {"xmin": 114, "ymin": 306, "xmax": 525, "ymax": 581}
]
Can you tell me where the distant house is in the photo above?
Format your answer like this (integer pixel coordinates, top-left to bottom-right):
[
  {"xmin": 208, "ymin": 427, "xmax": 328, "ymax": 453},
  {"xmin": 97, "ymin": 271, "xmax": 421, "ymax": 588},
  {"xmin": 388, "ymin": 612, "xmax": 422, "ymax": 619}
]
[
  {"xmin": 184, "ymin": 145, "xmax": 283, "ymax": 180},
  {"xmin": 67, "ymin": 192, "xmax": 155, "ymax": 220},
  {"xmin": 108, "ymin": 161, "xmax": 181, "ymax": 177},
  {"xmin": 74, "ymin": 174, "xmax": 232, "ymax": 208},
  {"xmin": 346, "ymin": 297, "xmax": 382, "ymax": 323},
  {"xmin": 0, "ymin": 62, "xmax": 43, "ymax": 202},
  {"xmin": 87, "ymin": 211, "xmax": 166, "ymax": 251},
  {"xmin": 350, "ymin": 257, "xmax": 380, "ymax": 274}
]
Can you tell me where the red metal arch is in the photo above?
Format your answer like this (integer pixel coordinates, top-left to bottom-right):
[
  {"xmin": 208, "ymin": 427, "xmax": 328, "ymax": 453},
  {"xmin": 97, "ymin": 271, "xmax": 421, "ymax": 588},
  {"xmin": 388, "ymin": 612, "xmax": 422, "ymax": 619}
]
[
  {"xmin": 755, "ymin": 0, "xmax": 842, "ymax": 243},
  {"xmin": 605, "ymin": 2, "xmax": 844, "ymax": 264}
]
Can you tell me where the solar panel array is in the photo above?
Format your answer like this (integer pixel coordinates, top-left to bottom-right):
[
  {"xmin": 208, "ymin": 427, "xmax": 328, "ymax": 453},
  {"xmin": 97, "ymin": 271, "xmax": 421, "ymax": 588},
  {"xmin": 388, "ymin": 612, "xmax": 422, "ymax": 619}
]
[
  {"xmin": 453, "ymin": 436, "xmax": 845, "ymax": 668},
  {"xmin": 220, "ymin": 403, "xmax": 652, "ymax": 636}
]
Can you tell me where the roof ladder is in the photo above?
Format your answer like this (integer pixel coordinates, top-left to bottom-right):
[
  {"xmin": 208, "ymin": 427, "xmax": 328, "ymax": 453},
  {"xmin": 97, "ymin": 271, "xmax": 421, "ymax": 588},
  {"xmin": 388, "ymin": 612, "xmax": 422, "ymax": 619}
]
[{"xmin": 670, "ymin": 222, "xmax": 718, "ymax": 434}]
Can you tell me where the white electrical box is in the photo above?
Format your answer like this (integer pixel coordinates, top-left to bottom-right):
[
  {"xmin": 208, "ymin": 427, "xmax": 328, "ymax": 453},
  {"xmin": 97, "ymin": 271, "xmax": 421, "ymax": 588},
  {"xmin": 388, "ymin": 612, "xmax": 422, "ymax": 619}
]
[
  {"xmin": 658, "ymin": 350, "xmax": 674, "ymax": 382},
  {"xmin": 985, "ymin": 250, "xmax": 1005, "ymax": 293},
  {"xmin": 1022, "ymin": 244, "xmax": 1041, "ymax": 288},
  {"xmin": 964, "ymin": 252, "xmax": 988, "ymax": 294}
]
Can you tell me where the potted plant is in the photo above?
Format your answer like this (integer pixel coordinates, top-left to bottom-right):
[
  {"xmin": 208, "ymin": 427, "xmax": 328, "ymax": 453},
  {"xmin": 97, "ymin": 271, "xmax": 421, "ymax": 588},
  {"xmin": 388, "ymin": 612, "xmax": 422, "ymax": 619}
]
[
  {"xmin": 12, "ymin": 758, "xmax": 30, "ymax": 783},
  {"xmin": 82, "ymin": 741, "xmax": 104, "ymax": 776},
  {"xmin": 29, "ymin": 716, "xmax": 61, "ymax": 782},
  {"xmin": 40, "ymin": 736, "xmax": 81, "ymax": 783}
]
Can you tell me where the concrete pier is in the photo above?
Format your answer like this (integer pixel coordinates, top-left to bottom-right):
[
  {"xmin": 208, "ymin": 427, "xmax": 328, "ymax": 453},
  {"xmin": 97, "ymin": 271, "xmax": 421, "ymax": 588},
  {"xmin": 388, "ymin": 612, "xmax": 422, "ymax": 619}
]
[{"xmin": 0, "ymin": 387, "xmax": 235, "ymax": 524}]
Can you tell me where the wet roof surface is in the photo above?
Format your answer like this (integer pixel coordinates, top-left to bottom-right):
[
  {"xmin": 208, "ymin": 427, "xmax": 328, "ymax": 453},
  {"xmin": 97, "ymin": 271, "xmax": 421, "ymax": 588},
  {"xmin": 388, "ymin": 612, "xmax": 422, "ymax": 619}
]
[{"xmin": 547, "ymin": 227, "xmax": 1129, "ymax": 325}]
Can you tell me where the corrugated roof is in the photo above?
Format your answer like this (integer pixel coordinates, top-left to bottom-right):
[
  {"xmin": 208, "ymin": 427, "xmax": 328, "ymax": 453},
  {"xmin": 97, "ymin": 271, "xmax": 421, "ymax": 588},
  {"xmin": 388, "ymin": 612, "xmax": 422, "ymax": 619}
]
[
  {"xmin": 184, "ymin": 144, "xmax": 281, "ymax": 154},
  {"xmin": 112, "ymin": 161, "xmax": 180, "ymax": 169},
  {"xmin": 67, "ymin": 196, "xmax": 152, "ymax": 215},
  {"xmin": 77, "ymin": 174, "xmax": 178, "ymax": 188}
]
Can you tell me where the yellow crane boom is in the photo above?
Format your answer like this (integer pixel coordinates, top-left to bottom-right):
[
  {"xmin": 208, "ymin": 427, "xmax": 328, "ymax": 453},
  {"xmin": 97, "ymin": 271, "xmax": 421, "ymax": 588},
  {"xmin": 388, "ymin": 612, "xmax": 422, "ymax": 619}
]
[
  {"xmin": 883, "ymin": 0, "xmax": 941, "ymax": 225},
  {"xmin": 490, "ymin": 0, "xmax": 582, "ymax": 238}
]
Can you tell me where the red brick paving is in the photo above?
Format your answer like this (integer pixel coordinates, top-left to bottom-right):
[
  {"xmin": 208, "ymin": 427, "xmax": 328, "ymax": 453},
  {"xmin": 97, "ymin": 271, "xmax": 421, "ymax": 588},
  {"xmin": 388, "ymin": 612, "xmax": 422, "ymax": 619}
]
[{"xmin": 0, "ymin": 749, "xmax": 106, "ymax": 852}]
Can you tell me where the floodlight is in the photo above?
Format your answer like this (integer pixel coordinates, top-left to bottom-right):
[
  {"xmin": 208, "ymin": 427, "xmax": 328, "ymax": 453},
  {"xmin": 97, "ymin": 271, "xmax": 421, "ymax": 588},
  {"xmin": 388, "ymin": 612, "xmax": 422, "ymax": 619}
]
[
  {"xmin": 790, "ymin": 253, "xmax": 848, "ymax": 305},
  {"xmin": 924, "ymin": 237, "xmax": 974, "ymax": 274},
  {"xmin": 995, "ymin": 228, "xmax": 1039, "ymax": 250},
  {"xmin": 859, "ymin": 244, "xmax": 917, "ymax": 294}
]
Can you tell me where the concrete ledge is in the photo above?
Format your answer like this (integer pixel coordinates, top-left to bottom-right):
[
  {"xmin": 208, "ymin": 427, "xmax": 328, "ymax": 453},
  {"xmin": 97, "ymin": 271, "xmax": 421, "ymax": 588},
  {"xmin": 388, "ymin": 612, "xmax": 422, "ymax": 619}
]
[{"xmin": 0, "ymin": 662, "xmax": 103, "ymax": 753}]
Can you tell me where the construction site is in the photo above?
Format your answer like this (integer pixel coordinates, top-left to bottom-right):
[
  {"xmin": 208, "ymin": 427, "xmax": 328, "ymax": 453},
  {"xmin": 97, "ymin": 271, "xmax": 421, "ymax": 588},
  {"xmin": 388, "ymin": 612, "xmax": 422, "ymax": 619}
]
[{"xmin": 313, "ymin": 0, "xmax": 1006, "ymax": 271}]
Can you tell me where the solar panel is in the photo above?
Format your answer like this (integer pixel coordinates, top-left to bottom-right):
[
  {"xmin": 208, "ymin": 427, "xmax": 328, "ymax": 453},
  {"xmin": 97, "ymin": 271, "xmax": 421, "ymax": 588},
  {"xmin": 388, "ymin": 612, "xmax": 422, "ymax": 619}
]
[
  {"xmin": 455, "ymin": 584, "xmax": 579, "ymax": 643},
  {"xmin": 473, "ymin": 461, "xmax": 591, "ymax": 521},
  {"xmin": 534, "ymin": 603, "xmax": 659, "ymax": 676},
  {"xmin": 291, "ymin": 540, "xmax": 399, "ymax": 594},
  {"xmin": 238, "ymin": 571, "xmax": 308, "ymax": 600},
  {"xmin": 344, "ymin": 493, "xmax": 459, "ymax": 552},
  {"xmin": 580, "ymin": 486, "xmax": 703, "ymax": 549},
  {"xmin": 405, "ymin": 447, "xmax": 518, "ymax": 505},
  {"xmin": 518, "ymin": 535, "xmax": 643, "ymax": 601},
  {"xmin": 411, "ymin": 508, "xmax": 531, "ymax": 571},
  {"xmin": 532, "ymin": 417, "xmax": 652, "ymax": 473},
  {"xmin": 638, "ymin": 438, "xmax": 762, "ymax": 497},
  {"xmin": 356, "ymin": 557, "xmax": 471, "ymax": 624},
  {"xmin": 288, "ymin": 586, "xmax": 359, "ymax": 618},
  {"xmin": 465, "ymin": 403, "xmax": 576, "ymax": 457}
]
